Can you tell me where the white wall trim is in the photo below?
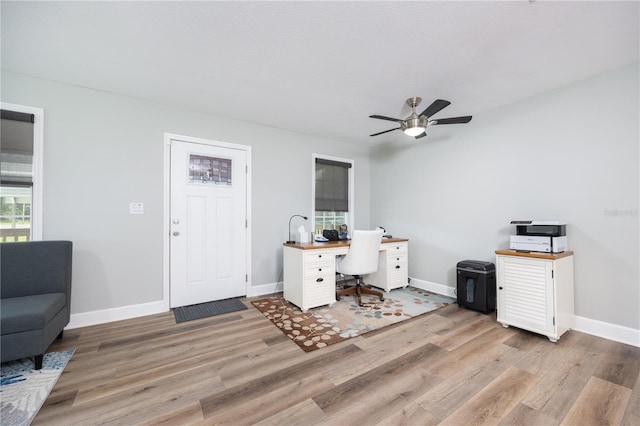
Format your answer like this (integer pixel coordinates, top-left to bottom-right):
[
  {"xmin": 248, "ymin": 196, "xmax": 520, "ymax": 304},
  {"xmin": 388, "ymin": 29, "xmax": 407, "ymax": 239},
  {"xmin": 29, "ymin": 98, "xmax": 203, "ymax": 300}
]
[
  {"xmin": 248, "ymin": 278, "xmax": 456, "ymax": 299},
  {"xmin": 248, "ymin": 278, "xmax": 454, "ymax": 300},
  {"xmin": 66, "ymin": 301, "xmax": 166, "ymax": 329},
  {"xmin": 408, "ymin": 278, "xmax": 639, "ymax": 347},
  {"xmin": 247, "ymin": 281, "xmax": 283, "ymax": 298},
  {"xmin": 66, "ymin": 282, "xmax": 279, "ymax": 330},
  {"xmin": 573, "ymin": 315, "xmax": 640, "ymax": 348},
  {"xmin": 408, "ymin": 277, "xmax": 457, "ymax": 298},
  {"xmin": 66, "ymin": 278, "xmax": 640, "ymax": 348}
]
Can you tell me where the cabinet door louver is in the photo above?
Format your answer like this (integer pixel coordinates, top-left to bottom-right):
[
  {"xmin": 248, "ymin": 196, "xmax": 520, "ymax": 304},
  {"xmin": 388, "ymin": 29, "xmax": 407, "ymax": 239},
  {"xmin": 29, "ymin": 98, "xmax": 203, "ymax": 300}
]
[{"xmin": 501, "ymin": 256, "xmax": 554, "ymax": 334}]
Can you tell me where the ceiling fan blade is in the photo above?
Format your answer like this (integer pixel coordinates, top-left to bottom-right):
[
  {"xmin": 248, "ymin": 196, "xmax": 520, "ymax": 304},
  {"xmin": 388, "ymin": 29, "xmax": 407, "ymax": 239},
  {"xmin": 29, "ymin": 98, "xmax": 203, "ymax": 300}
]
[
  {"xmin": 414, "ymin": 132, "xmax": 427, "ymax": 139},
  {"xmin": 369, "ymin": 114, "xmax": 404, "ymax": 123},
  {"xmin": 419, "ymin": 99, "xmax": 451, "ymax": 118},
  {"xmin": 432, "ymin": 116, "xmax": 472, "ymax": 125},
  {"xmin": 370, "ymin": 128, "xmax": 400, "ymax": 137}
]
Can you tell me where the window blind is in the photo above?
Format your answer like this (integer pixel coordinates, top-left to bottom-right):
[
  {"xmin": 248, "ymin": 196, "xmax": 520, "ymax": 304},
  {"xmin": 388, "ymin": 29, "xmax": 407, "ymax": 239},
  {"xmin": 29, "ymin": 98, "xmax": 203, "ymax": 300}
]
[
  {"xmin": 315, "ymin": 158, "xmax": 351, "ymax": 212},
  {"xmin": 1, "ymin": 109, "xmax": 35, "ymax": 185}
]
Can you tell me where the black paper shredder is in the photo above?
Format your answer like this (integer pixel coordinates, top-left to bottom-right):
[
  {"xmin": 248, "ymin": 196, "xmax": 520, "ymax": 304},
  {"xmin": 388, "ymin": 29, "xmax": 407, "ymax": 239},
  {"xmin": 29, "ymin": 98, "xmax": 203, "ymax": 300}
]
[{"xmin": 456, "ymin": 260, "xmax": 496, "ymax": 314}]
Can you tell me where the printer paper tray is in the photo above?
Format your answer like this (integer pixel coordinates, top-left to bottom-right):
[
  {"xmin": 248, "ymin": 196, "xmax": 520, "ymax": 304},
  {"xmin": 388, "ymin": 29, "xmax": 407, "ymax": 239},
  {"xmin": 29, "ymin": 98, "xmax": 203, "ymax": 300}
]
[{"xmin": 509, "ymin": 242, "xmax": 551, "ymax": 252}]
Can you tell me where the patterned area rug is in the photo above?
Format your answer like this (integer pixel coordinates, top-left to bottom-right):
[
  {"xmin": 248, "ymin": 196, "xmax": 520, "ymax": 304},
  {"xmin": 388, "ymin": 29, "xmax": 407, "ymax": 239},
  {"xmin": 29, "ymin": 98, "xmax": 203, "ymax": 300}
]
[
  {"xmin": 252, "ymin": 286, "xmax": 455, "ymax": 352},
  {"xmin": 0, "ymin": 350, "xmax": 74, "ymax": 425}
]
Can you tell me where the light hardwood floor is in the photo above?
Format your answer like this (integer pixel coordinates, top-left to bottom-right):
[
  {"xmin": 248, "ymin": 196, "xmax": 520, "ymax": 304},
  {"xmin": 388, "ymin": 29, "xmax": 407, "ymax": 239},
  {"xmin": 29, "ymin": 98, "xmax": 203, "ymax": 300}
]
[{"xmin": 38, "ymin": 297, "xmax": 639, "ymax": 425}]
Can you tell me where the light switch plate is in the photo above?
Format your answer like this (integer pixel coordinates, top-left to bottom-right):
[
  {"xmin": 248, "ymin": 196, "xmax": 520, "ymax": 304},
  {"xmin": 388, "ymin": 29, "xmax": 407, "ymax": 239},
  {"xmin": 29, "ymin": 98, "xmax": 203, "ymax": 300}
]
[{"xmin": 129, "ymin": 202, "xmax": 144, "ymax": 215}]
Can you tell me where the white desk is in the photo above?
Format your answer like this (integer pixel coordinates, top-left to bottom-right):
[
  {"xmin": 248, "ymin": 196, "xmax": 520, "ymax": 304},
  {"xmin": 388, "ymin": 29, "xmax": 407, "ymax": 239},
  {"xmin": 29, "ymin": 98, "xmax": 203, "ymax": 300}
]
[{"xmin": 282, "ymin": 238, "xmax": 409, "ymax": 312}]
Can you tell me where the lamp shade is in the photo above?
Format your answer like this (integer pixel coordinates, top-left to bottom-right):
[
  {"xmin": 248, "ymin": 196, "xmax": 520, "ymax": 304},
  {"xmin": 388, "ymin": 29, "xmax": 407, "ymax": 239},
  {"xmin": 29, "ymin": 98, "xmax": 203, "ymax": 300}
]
[
  {"xmin": 403, "ymin": 126, "xmax": 425, "ymax": 136},
  {"xmin": 402, "ymin": 116, "xmax": 427, "ymax": 137}
]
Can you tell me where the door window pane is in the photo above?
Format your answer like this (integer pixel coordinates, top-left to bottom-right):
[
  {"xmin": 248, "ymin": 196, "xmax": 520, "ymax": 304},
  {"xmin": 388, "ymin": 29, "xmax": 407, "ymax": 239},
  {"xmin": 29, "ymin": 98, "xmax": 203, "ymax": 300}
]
[{"xmin": 188, "ymin": 155, "xmax": 232, "ymax": 185}]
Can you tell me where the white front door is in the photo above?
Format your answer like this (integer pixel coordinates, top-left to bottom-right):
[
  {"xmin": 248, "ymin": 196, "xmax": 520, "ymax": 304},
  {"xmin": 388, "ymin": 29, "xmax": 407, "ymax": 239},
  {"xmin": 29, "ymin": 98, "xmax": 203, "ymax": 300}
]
[{"xmin": 169, "ymin": 138, "xmax": 247, "ymax": 308}]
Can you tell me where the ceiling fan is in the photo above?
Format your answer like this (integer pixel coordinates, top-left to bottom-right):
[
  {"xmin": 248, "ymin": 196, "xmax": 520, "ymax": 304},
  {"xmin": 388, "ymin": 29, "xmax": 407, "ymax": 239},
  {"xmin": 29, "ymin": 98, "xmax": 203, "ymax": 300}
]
[{"xmin": 369, "ymin": 97, "xmax": 472, "ymax": 139}]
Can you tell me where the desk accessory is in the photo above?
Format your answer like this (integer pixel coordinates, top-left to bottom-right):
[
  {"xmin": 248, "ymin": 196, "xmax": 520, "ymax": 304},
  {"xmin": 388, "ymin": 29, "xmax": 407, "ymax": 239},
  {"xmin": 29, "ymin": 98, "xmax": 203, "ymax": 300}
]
[
  {"xmin": 286, "ymin": 214, "xmax": 307, "ymax": 244},
  {"xmin": 297, "ymin": 226, "xmax": 310, "ymax": 243},
  {"xmin": 377, "ymin": 226, "xmax": 392, "ymax": 239},
  {"xmin": 322, "ymin": 229, "xmax": 339, "ymax": 241}
]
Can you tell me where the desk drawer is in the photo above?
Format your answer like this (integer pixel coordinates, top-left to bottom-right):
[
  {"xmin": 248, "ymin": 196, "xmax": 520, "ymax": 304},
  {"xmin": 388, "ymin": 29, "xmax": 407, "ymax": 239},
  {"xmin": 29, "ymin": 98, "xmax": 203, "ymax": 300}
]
[
  {"xmin": 304, "ymin": 262, "xmax": 335, "ymax": 279},
  {"xmin": 367, "ymin": 252, "xmax": 408, "ymax": 291},
  {"xmin": 387, "ymin": 253, "xmax": 407, "ymax": 268},
  {"xmin": 303, "ymin": 277, "xmax": 333, "ymax": 302},
  {"xmin": 385, "ymin": 242, "xmax": 408, "ymax": 255},
  {"xmin": 304, "ymin": 250, "xmax": 334, "ymax": 264},
  {"xmin": 388, "ymin": 257, "xmax": 408, "ymax": 284}
]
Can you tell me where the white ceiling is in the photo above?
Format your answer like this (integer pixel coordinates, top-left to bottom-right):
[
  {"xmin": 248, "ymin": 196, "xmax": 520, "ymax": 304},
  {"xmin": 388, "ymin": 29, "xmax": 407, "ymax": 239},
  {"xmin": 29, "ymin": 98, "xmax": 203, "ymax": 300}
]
[{"xmin": 2, "ymin": 1, "xmax": 638, "ymax": 146}]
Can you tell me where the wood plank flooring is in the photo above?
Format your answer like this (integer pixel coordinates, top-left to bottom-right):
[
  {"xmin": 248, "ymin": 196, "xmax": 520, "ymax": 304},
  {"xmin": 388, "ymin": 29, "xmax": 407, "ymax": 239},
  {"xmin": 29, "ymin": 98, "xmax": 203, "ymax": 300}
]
[{"xmin": 37, "ymin": 298, "xmax": 640, "ymax": 425}]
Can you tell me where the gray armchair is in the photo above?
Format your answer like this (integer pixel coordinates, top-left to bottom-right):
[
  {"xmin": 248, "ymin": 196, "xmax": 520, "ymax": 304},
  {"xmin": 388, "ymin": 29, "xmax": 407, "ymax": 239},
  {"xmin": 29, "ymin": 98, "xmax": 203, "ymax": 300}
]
[{"xmin": 1, "ymin": 240, "xmax": 72, "ymax": 369}]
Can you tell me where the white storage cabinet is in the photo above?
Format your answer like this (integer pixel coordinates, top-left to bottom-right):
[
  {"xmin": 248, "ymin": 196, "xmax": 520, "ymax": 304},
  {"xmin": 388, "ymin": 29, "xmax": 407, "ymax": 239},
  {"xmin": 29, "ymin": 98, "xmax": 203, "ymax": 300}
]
[
  {"xmin": 495, "ymin": 250, "xmax": 574, "ymax": 343},
  {"xmin": 283, "ymin": 246, "xmax": 336, "ymax": 312},
  {"xmin": 366, "ymin": 241, "xmax": 409, "ymax": 292}
]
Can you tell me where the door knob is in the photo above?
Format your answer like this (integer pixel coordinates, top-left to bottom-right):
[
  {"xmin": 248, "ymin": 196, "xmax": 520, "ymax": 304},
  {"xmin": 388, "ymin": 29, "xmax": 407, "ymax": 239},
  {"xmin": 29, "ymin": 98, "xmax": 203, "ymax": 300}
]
[
  {"xmin": 173, "ymin": 231, "xmax": 180, "ymax": 236},
  {"xmin": 172, "ymin": 219, "xmax": 180, "ymax": 225}
]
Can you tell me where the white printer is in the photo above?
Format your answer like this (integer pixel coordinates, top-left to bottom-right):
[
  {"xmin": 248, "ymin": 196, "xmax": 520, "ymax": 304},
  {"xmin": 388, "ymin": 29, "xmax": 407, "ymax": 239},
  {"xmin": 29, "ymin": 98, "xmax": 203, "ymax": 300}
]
[{"xmin": 509, "ymin": 220, "xmax": 567, "ymax": 253}]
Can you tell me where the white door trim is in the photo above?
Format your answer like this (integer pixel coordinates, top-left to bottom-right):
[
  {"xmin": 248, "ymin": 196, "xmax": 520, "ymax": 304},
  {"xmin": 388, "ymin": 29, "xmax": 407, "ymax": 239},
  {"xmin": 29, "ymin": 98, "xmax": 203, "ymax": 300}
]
[{"xmin": 163, "ymin": 133, "xmax": 252, "ymax": 311}]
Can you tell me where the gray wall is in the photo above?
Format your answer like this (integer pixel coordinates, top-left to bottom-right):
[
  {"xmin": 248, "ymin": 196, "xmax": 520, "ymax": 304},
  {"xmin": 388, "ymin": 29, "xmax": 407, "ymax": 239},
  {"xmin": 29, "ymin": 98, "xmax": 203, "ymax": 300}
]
[
  {"xmin": 3, "ymin": 64, "xmax": 638, "ymax": 332},
  {"xmin": 1, "ymin": 71, "xmax": 371, "ymax": 314},
  {"xmin": 371, "ymin": 63, "xmax": 639, "ymax": 330}
]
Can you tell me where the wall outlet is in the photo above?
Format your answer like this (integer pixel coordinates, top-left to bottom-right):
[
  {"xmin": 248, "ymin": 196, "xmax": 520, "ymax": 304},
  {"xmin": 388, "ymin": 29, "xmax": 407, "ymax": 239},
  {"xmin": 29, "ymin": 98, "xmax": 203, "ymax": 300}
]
[{"xmin": 129, "ymin": 202, "xmax": 144, "ymax": 215}]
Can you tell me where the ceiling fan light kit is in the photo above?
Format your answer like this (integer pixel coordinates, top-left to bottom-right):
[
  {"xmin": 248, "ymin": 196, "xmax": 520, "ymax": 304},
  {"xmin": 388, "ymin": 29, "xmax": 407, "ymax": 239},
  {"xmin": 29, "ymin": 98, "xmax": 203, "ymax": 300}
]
[
  {"xmin": 370, "ymin": 96, "xmax": 472, "ymax": 140},
  {"xmin": 403, "ymin": 125, "xmax": 426, "ymax": 137}
]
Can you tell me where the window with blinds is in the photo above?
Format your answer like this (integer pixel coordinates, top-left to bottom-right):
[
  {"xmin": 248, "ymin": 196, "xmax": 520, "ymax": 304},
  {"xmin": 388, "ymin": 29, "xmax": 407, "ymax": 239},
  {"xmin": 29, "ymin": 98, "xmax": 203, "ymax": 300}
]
[
  {"xmin": 314, "ymin": 156, "xmax": 353, "ymax": 234},
  {"xmin": 1, "ymin": 109, "xmax": 35, "ymax": 242}
]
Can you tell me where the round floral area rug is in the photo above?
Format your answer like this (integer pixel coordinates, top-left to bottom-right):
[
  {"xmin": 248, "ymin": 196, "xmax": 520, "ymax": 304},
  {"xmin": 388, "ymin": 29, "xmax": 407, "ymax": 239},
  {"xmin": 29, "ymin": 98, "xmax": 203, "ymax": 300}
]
[{"xmin": 251, "ymin": 286, "xmax": 454, "ymax": 352}]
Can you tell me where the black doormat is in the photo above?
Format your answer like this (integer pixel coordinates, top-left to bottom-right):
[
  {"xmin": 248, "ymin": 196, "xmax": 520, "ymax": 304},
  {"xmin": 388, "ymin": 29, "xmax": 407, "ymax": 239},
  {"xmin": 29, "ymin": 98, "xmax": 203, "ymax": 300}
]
[{"xmin": 173, "ymin": 298, "xmax": 248, "ymax": 323}]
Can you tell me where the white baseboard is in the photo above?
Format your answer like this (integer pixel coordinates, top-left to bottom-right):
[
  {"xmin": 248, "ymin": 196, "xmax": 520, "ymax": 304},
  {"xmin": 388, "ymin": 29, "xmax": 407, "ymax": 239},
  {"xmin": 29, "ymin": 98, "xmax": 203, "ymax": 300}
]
[
  {"xmin": 246, "ymin": 281, "xmax": 282, "ymax": 297},
  {"xmin": 65, "ymin": 279, "xmax": 455, "ymax": 315},
  {"xmin": 65, "ymin": 283, "xmax": 282, "ymax": 330},
  {"xmin": 573, "ymin": 315, "xmax": 640, "ymax": 347},
  {"xmin": 67, "ymin": 300, "xmax": 166, "ymax": 329},
  {"xmin": 408, "ymin": 277, "xmax": 456, "ymax": 298},
  {"xmin": 66, "ymin": 281, "xmax": 640, "ymax": 348},
  {"xmin": 246, "ymin": 279, "xmax": 455, "ymax": 299},
  {"xmin": 409, "ymin": 277, "xmax": 639, "ymax": 348}
]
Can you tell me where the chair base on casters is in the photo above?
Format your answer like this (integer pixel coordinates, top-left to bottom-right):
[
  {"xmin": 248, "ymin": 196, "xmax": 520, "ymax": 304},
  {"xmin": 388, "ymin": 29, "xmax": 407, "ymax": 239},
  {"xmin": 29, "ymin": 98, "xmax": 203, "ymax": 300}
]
[{"xmin": 336, "ymin": 275, "xmax": 384, "ymax": 306}]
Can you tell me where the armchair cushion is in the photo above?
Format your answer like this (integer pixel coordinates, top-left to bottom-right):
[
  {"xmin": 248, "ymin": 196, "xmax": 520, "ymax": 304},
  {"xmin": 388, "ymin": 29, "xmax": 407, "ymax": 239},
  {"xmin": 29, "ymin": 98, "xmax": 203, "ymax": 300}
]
[{"xmin": 1, "ymin": 293, "xmax": 67, "ymax": 334}]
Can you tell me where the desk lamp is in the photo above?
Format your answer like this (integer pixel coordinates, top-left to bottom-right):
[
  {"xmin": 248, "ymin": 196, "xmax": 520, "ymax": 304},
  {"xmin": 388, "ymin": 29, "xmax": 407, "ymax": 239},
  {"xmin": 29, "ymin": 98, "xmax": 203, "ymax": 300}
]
[{"xmin": 286, "ymin": 214, "xmax": 308, "ymax": 244}]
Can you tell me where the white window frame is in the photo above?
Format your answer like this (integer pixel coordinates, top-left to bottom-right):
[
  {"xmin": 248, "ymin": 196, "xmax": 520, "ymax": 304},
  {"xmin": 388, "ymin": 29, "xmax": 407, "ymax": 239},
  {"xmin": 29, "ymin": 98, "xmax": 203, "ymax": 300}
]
[
  {"xmin": 311, "ymin": 153, "xmax": 354, "ymax": 235},
  {"xmin": 1, "ymin": 102, "xmax": 44, "ymax": 240}
]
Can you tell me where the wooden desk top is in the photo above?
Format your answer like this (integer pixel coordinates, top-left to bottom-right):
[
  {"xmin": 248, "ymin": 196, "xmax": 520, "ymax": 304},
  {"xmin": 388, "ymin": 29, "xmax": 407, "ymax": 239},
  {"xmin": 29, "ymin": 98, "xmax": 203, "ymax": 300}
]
[
  {"xmin": 495, "ymin": 249, "xmax": 574, "ymax": 260},
  {"xmin": 284, "ymin": 237, "xmax": 409, "ymax": 250}
]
